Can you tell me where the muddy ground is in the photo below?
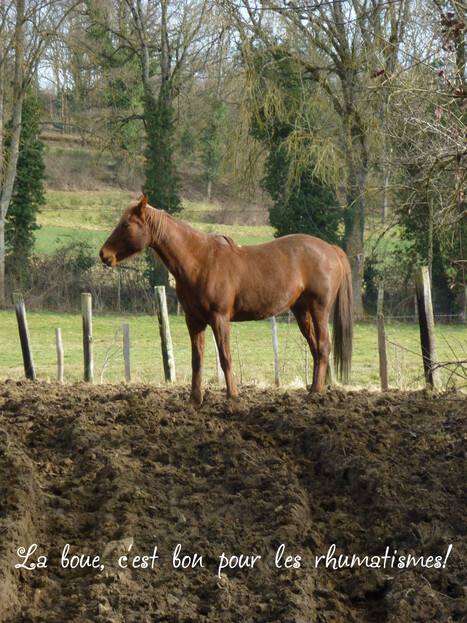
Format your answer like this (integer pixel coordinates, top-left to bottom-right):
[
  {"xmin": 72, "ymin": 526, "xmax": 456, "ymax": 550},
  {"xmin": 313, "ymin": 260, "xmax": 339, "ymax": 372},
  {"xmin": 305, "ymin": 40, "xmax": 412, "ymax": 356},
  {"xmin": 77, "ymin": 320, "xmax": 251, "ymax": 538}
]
[{"xmin": 0, "ymin": 381, "xmax": 465, "ymax": 623}]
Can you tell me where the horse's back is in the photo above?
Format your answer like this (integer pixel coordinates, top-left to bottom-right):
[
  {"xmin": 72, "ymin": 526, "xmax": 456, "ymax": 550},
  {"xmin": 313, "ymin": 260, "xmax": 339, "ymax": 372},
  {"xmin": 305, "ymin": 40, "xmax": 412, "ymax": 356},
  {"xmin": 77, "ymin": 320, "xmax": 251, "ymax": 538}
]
[
  {"xmin": 244, "ymin": 233, "xmax": 338, "ymax": 257},
  {"xmin": 240, "ymin": 233, "xmax": 343, "ymax": 279}
]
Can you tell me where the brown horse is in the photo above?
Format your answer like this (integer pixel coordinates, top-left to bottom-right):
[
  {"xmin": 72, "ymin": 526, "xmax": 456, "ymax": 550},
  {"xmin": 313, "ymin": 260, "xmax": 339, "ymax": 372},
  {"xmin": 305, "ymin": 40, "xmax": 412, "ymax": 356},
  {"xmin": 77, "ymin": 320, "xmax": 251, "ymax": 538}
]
[{"xmin": 100, "ymin": 196, "xmax": 353, "ymax": 405}]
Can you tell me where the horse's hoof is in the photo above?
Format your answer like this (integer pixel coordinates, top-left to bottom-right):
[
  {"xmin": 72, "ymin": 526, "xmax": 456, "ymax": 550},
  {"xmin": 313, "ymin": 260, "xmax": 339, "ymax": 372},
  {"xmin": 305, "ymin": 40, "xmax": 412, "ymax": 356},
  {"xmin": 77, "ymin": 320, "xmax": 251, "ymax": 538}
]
[{"xmin": 188, "ymin": 394, "xmax": 203, "ymax": 407}]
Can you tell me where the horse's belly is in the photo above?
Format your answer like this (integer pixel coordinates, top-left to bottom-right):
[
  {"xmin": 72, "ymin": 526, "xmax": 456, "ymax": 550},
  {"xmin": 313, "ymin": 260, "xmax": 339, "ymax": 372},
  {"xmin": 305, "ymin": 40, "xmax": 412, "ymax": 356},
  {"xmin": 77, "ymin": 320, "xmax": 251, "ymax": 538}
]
[{"xmin": 231, "ymin": 288, "xmax": 299, "ymax": 321}]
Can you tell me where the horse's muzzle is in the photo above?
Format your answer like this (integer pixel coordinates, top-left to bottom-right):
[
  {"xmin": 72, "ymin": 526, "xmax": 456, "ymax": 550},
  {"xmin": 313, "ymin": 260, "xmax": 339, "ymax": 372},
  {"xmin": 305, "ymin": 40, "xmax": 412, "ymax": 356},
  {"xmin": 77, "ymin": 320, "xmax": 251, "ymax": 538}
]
[{"xmin": 99, "ymin": 247, "xmax": 116, "ymax": 267}]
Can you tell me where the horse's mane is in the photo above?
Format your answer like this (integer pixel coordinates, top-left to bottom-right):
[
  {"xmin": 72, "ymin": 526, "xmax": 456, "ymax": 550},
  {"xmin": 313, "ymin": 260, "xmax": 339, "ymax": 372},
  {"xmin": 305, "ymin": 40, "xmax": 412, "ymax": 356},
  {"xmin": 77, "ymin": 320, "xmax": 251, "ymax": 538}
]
[
  {"xmin": 140, "ymin": 201, "xmax": 239, "ymax": 252},
  {"xmin": 147, "ymin": 206, "xmax": 167, "ymax": 244}
]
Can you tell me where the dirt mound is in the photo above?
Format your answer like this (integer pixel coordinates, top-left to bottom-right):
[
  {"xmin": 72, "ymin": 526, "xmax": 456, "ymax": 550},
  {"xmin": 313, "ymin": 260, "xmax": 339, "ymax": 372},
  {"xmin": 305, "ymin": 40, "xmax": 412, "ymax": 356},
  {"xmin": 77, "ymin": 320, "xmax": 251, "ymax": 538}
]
[{"xmin": 0, "ymin": 382, "xmax": 465, "ymax": 623}]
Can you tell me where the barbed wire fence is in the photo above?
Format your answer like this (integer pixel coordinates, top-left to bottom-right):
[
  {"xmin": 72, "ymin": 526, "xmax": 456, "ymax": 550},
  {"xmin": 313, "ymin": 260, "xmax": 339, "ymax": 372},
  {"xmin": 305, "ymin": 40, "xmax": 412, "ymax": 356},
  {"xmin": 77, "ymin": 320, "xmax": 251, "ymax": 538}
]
[{"xmin": 271, "ymin": 309, "xmax": 466, "ymax": 391}]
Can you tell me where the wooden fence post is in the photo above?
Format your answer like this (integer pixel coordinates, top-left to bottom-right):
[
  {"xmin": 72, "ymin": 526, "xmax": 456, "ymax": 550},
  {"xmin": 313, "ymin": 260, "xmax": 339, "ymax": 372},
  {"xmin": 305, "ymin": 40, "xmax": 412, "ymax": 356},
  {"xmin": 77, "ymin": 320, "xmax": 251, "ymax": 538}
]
[
  {"xmin": 123, "ymin": 323, "xmax": 130, "ymax": 382},
  {"xmin": 414, "ymin": 267, "xmax": 440, "ymax": 388},
  {"xmin": 55, "ymin": 327, "xmax": 64, "ymax": 383},
  {"xmin": 377, "ymin": 313, "xmax": 388, "ymax": 390},
  {"xmin": 377, "ymin": 283, "xmax": 384, "ymax": 316},
  {"xmin": 13, "ymin": 293, "xmax": 35, "ymax": 380},
  {"xmin": 154, "ymin": 286, "xmax": 176, "ymax": 383},
  {"xmin": 81, "ymin": 293, "xmax": 94, "ymax": 382},
  {"xmin": 270, "ymin": 316, "xmax": 280, "ymax": 387}
]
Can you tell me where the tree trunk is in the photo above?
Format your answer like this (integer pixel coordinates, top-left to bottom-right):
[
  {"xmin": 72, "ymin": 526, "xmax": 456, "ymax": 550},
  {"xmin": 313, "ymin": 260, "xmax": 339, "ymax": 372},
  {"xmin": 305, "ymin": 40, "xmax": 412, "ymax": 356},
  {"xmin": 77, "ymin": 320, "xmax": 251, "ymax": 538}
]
[
  {"xmin": 382, "ymin": 147, "xmax": 392, "ymax": 223},
  {"xmin": 344, "ymin": 156, "xmax": 368, "ymax": 320},
  {"xmin": 428, "ymin": 197, "xmax": 434, "ymax": 279},
  {"xmin": 344, "ymin": 203, "xmax": 365, "ymax": 319},
  {"xmin": 0, "ymin": 219, "xmax": 5, "ymax": 307}
]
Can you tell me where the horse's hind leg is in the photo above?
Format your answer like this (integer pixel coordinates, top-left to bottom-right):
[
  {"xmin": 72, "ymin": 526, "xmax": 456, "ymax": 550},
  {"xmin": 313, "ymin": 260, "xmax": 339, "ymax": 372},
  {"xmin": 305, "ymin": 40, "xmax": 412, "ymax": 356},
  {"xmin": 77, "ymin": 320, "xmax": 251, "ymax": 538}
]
[
  {"xmin": 186, "ymin": 314, "xmax": 207, "ymax": 406},
  {"xmin": 210, "ymin": 314, "xmax": 238, "ymax": 400},
  {"xmin": 308, "ymin": 299, "xmax": 332, "ymax": 393},
  {"xmin": 291, "ymin": 299, "xmax": 318, "ymax": 391}
]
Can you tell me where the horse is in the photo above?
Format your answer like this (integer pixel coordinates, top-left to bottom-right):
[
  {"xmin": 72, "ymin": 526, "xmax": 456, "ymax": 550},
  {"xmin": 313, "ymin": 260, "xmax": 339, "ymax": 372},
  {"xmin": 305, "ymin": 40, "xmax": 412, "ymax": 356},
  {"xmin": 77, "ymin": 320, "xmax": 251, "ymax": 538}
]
[{"xmin": 99, "ymin": 196, "xmax": 353, "ymax": 405}]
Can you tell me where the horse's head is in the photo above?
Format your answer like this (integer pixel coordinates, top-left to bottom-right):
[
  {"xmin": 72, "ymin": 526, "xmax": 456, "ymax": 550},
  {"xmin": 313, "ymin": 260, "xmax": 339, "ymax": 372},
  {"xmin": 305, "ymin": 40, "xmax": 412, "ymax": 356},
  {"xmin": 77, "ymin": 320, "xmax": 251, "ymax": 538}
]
[{"xmin": 100, "ymin": 195, "xmax": 151, "ymax": 266}]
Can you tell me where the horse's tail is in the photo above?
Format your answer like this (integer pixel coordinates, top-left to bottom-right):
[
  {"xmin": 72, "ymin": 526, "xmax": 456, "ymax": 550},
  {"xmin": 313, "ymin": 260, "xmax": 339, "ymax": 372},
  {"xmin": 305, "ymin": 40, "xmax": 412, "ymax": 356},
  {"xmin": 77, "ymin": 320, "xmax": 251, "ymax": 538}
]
[{"xmin": 332, "ymin": 246, "xmax": 353, "ymax": 384}]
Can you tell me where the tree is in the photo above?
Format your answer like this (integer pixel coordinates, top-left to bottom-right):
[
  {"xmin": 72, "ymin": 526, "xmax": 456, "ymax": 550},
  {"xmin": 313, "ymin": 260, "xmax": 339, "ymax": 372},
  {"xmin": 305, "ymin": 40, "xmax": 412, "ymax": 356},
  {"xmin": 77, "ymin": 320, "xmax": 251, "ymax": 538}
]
[
  {"xmin": 225, "ymin": 0, "xmax": 411, "ymax": 316},
  {"xmin": 0, "ymin": 0, "xmax": 26, "ymax": 305},
  {"xmin": 0, "ymin": 0, "xmax": 77, "ymax": 305},
  {"xmin": 122, "ymin": 0, "xmax": 213, "ymax": 213},
  {"xmin": 201, "ymin": 97, "xmax": 227, "ymax": 202},
  {"xmin": 385, "ymin": 0, "xmax": 466, "ymax": 313},
  {"xmin": 5, "ymin": 95, "xmax": 45, "ymax": 280},
  {"xmin": 143, "ymin": 85, "xmax": 182, "ymax": 213},
  {"xmin": 248, "ymin": 49, "xmax": 342, "ymax": 242},
  {"xmin": 267, "ymin": 161, "xmax": 342, "ymax": 244},
  {"xmin": 81, "ymin": 1, "xmax": 145, "ymax": 174}
]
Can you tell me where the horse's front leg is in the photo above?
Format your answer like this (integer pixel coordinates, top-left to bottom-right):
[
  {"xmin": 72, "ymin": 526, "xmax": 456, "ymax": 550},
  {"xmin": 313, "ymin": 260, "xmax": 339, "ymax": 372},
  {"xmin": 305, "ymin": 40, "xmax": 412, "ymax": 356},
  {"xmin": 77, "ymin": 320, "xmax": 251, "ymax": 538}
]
[
  {"xmin": 210, "ymin": 314, "xmax": 238, "ymax": 400},
  {"xmin": 185, "ymin": 314, "xmax": 207, "ymax": 406}
]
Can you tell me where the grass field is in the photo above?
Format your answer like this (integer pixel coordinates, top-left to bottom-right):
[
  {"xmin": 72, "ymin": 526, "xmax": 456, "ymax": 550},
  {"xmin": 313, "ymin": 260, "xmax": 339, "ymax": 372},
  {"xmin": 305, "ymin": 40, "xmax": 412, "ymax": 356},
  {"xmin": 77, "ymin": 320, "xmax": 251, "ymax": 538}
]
[{"xmin": 1, "ymin": 310, "xmax": 465, "ymax": 390}]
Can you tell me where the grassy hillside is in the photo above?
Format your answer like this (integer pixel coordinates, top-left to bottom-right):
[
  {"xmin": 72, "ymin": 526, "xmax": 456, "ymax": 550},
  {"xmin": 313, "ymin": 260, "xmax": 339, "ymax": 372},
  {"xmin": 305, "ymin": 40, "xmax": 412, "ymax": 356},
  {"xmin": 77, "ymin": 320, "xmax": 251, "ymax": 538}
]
[{"xmin": 38, "ymin": 139, "xmax": 407, "ymax": 258}]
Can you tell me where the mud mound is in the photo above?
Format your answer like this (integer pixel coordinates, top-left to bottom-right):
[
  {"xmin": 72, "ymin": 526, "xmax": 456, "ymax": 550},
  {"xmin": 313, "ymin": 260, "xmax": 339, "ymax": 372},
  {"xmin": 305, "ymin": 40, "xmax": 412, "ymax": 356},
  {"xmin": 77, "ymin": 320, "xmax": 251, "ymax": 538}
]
[{"xmin": 0, "ymin": 382, "xmax": 465, "ymax": 623}]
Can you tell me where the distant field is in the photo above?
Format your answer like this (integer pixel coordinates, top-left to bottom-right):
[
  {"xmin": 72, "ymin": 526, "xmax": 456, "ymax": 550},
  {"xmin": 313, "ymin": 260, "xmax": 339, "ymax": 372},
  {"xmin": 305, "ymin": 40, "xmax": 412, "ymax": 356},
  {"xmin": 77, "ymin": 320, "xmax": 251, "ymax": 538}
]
[
  {"xmin": 35, "ymin": 225, "xmax": 108, "ymax": 254},
  {"xmin": 1, "ymin": 310, "xmax": 465, "ymax": 390},
  {"xmin": 36, "ymin": 190, "xmax": 275, "ymax": 254}
]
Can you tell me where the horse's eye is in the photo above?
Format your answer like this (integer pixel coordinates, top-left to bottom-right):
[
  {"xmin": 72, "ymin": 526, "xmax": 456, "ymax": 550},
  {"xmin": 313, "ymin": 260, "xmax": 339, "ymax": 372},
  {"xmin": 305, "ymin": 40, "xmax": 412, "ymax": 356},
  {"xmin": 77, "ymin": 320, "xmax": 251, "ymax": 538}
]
[{"xmin": 123, "ymin": 221, "xmax": 130, "ymax": 229}]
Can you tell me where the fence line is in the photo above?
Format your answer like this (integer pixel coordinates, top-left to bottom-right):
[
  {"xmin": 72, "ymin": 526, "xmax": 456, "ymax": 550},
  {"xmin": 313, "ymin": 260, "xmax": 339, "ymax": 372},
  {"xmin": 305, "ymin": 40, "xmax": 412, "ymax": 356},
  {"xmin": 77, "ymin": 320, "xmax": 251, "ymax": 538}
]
[
  {"xmin": 8, "ymin": 279, "xmax": 466, "ymax": 390},
  {"xmin": 274, "ymin": 313, "xmax": 466, "ymax": 323}
]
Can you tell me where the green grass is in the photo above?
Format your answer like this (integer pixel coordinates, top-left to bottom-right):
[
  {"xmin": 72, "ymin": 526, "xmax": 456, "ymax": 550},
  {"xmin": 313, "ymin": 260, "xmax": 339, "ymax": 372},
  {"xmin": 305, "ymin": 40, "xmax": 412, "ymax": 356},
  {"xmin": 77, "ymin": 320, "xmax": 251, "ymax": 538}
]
[
  {"xmin": 1, "ymin": 311, "xmax": 465, "ymax": 390},
  {"xmin": 34, "ymin": 225, "xmax": 109, "ymax": 255}
]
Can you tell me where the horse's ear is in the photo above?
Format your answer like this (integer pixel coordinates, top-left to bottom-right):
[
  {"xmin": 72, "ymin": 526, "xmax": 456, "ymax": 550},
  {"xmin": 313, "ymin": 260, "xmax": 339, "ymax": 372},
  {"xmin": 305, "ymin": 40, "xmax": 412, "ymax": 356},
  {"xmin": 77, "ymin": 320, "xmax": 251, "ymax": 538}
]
[{"xmin": 137, "ymin": 195, "xmax": 149, "ymax": 216}]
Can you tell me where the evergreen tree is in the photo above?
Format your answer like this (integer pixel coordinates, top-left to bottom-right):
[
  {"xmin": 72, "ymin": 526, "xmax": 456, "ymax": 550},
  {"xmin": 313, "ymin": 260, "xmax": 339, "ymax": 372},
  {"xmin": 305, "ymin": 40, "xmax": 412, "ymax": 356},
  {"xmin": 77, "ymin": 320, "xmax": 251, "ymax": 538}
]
[
  {"xmin": 143, "ymin": 90, "xmax": 182, "ymax": 215},
  {"xmin": 142, "ymin": 89, "xmax": 182, "ymax": 292},
  {"xmin": 265, "ymin": 143, "xmax": 341, "ymax": 243},
  {"xmin": 5, "ymin": 96, "xmax": 45, "ymax": 279}
]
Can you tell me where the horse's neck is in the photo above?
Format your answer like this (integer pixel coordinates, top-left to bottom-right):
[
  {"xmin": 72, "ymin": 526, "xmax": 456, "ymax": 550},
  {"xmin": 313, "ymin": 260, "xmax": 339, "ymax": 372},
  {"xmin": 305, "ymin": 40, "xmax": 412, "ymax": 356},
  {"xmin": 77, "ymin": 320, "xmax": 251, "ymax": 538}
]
[{"xmin": 148, "ymin": 208, "xmax": 206, "ymax": 282}]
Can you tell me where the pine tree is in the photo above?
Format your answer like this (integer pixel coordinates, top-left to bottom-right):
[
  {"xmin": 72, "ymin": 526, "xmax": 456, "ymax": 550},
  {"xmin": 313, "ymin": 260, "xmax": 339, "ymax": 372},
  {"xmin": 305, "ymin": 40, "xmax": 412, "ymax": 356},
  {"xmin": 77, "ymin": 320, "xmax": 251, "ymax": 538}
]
[{"xmin": 5, "ymin": 95, "xmax": 45, "ymax": 281}]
